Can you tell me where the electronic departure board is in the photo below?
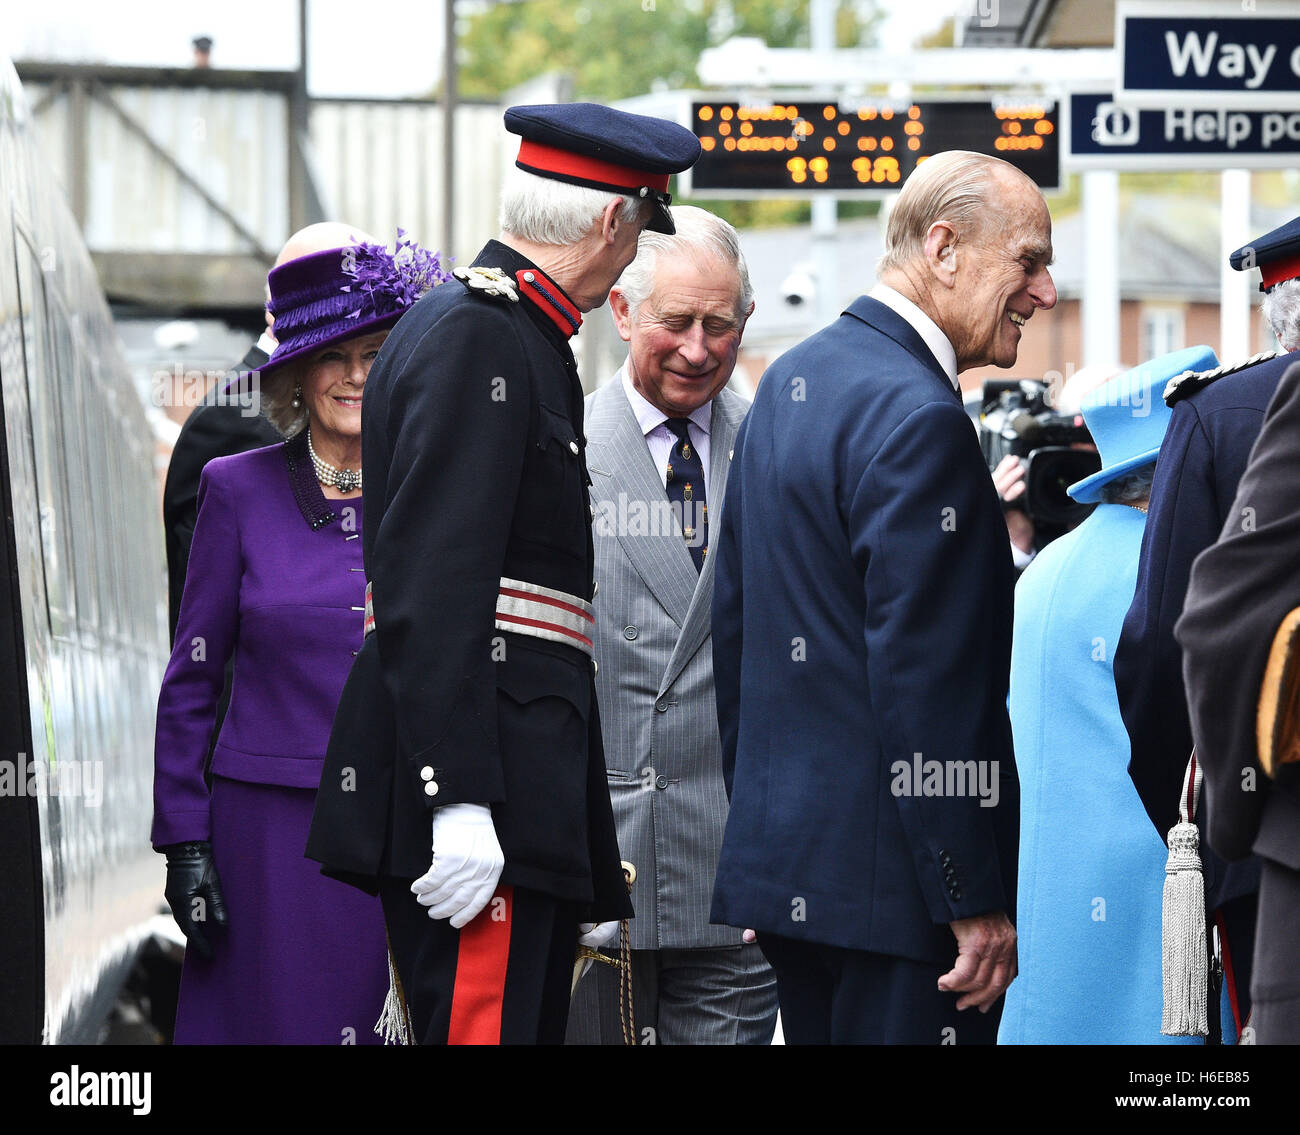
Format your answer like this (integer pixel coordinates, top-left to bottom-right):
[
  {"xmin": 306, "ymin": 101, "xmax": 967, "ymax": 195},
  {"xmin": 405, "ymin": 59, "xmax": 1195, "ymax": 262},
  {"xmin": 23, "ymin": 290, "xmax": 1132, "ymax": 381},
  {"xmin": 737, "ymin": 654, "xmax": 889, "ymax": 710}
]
[{"xmin": 685, "ymin": 99, "xmax": 1060, "ymax": 194}]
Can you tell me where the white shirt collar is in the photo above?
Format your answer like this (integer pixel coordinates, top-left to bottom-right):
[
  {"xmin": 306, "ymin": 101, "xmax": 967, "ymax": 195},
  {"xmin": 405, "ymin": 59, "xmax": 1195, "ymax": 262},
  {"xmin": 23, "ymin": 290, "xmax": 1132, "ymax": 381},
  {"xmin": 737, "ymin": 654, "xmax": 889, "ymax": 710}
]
[
  {"xmin": 868, "ymin": 283, "xmax": 959, "ymax": 391},
  {"xmin": 620, "ymin": 363, "xmax": 713, "ymax": 437}
]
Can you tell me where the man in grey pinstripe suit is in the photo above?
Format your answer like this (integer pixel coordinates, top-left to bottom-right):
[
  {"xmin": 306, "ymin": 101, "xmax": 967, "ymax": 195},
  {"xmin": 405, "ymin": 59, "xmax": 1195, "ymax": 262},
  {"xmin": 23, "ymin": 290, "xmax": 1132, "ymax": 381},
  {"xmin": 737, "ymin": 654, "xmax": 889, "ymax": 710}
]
[{"xmin": 566, "ymin": 208, "xmax": 778, "ymax": 1045}]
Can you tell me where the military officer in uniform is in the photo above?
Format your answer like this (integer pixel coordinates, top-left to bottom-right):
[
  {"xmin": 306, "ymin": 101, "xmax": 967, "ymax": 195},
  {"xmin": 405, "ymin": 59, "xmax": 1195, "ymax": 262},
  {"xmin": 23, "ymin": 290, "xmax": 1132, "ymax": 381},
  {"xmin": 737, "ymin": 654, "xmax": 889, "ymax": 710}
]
[
  {"xmin": 306, "ymin": 103, "xmax": 701, "ymax": 1045},
  {"xmin": 1177, "ymin": 358, "xmax": 1300, "ymax": 1044},
  {"xmin": 1115, "ymin": 215, "xmax": 1300, "ymax": 1038}
]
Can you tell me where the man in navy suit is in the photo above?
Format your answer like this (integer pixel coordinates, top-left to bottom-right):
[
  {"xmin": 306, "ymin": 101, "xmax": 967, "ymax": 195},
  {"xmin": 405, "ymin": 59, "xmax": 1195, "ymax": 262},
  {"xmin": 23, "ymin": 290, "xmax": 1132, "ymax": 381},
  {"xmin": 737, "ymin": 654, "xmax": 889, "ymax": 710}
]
[{"xmin": 711, "ymin": 150, "xmax": 1056, "ymax": 1044}]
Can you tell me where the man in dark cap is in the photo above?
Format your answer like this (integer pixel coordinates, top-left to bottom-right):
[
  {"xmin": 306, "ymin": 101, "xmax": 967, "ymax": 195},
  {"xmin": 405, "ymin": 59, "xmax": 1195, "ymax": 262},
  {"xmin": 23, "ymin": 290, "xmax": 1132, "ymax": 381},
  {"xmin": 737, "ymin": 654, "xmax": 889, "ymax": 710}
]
[
  {"xmin": 192, "ymin": 36, "xmax": 212, "ymax": 68},
  {"xmin": 1115, "ymin": 214, "xmax": 1300, "ymax": 1040},
  {"xmin": 307, "ymin": 103, "xmax": 700, "ymax": 1045},
  {"xmin": 1177, "ymin": 359, "xmax": 1300, "ymax": 1045}
]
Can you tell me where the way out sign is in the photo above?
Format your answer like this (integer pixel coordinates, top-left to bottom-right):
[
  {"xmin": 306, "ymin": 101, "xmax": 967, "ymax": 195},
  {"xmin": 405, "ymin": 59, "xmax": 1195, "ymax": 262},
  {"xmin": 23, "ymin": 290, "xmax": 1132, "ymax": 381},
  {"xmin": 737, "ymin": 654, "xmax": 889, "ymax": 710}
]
[{"xmin": 1117, "ymin": 1, "xmax": 1300, "ymax": 109}]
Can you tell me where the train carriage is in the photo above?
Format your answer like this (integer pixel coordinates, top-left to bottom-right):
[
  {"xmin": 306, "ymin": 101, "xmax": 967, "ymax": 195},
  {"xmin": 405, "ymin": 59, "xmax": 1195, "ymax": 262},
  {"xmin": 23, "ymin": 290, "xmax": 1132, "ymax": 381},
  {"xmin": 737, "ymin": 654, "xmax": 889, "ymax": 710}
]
[{"xmin": 0, "ymin": 54, "xmax": 168, "ymax": 1045}]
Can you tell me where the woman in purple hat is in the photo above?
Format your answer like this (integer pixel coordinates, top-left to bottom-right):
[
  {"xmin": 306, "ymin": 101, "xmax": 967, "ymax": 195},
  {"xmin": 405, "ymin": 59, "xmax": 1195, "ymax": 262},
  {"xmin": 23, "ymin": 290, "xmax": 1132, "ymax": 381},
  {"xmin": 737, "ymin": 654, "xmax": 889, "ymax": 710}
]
[{"xmin": 152, "ymin": 231, "xmax": 448, "ymax": 1044}]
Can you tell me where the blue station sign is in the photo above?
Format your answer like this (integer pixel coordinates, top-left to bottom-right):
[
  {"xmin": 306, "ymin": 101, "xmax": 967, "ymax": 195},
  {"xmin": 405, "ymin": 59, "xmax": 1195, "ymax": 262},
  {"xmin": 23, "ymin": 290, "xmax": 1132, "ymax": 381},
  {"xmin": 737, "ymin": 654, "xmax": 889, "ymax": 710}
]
[
  {"xmin": 1117, "ymin": 2, "xmax": 1300, "ymax": 109},
  {"xmin": 1068, "ymin": 89, "xmax": 1300, "ymax": 169}
]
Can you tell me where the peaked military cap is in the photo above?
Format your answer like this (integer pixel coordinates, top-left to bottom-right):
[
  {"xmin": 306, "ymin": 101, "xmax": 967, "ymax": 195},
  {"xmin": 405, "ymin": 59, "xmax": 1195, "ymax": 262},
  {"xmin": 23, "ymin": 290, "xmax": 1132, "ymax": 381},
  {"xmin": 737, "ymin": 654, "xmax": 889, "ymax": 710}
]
[
  {"xmin": 504, "ymin": 102, "xmax": 701, "ymax": 235},
  {"xmin": 1229, "ymin": 215, "xmax": 1300, "ymax": 292}
]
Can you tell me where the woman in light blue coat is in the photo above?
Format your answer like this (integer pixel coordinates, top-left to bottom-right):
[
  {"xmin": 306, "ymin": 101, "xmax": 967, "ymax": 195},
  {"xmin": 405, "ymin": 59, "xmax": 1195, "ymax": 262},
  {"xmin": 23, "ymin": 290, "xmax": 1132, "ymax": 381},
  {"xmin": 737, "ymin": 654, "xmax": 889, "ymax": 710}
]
[{"xmin": 998, "ymin": 345, "xmax": 1228, "ymax": 1045}]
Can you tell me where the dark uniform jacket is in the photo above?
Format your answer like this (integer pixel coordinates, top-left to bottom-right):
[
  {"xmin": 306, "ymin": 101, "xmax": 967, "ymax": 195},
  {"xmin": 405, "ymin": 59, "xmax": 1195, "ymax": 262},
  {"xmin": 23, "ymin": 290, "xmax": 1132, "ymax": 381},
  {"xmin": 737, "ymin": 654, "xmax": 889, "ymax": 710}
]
[
  {"xmin": 306, "ymin": 241, "xmax": 631, "ymax": 924},
  {"xmin": 1114, "ymin": 351, "xmax": 1295, "ymax": 910},
  {"xmin": 710, "ymin": 297, "xmax": 1019, "ymax": 966},
  {"xmin": 1176, "ymin": 360, "xmax": 1300, "ymax": 1036},
  {"xmin": 162, "ymin": 344, "xmax": 280, "ymax": 641}
]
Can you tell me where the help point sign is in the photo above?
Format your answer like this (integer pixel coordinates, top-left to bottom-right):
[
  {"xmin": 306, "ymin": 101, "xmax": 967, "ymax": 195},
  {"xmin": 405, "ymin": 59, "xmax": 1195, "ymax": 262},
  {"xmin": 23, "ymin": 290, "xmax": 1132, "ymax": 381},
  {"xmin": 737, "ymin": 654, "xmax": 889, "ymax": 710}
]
[{"xmin": 1117, "ymin": 1, "xmax": 1300, "ymax": 109}]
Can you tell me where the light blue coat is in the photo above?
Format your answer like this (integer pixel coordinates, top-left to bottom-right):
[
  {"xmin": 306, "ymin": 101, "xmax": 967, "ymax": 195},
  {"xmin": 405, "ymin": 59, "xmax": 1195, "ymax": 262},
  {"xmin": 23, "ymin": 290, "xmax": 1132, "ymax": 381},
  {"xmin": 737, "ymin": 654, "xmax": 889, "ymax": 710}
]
[{"xmin": 999, "ymin": 502, "xmax": 1201, "ymax": 1044}]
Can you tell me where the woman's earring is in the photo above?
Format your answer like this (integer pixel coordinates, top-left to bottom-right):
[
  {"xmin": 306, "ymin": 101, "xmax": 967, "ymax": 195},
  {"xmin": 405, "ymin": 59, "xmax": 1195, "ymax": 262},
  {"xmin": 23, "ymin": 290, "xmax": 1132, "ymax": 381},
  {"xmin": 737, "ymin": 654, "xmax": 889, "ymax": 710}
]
[{"xmin": 291, "ymin": 384, "xmax": 302, "ymax": 409}]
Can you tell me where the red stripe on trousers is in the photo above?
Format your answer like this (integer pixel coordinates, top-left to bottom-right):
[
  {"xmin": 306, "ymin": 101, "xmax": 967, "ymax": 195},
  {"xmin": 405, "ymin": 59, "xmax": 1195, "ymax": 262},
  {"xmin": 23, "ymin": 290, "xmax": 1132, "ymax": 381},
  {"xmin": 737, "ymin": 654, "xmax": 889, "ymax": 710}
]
[
  {"xmin": 1215, "ymin": 908, "xmax": 1243, "ymax": 1038},
  {"xmin": 447, "ymin": 885, "xmax": 513, "ymax": 1045}
]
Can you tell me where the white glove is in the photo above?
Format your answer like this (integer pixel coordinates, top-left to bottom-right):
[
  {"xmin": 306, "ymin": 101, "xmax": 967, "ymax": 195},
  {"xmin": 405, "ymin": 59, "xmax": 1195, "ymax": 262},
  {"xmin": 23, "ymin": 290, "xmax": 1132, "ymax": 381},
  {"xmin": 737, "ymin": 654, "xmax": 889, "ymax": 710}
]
[
  {"xmin": 410, "ymin": 803, "xmax": 505, "ymax": 929},
  {"xmin": 578, "ymin": 921, "xmax": 619, "ymax": 950}
]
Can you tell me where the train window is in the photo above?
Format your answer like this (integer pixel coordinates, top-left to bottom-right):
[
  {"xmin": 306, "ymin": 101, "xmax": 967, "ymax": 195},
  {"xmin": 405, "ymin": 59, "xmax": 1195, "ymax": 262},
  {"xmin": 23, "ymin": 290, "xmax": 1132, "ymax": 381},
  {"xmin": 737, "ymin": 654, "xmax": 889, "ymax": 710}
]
[
  {"xmin": 44, "ymin": 292, "xmax": 88, "ymax": 636},
  {"xmin": 49, "ymin": 294, "xmax": 100, "ymax": 637},
  {"xmin": 85, "ymin": 360, "xmax": 121, "ymax": 639},
  {"xmin": 14, "ymin": 234, "xmax": 75, "ymax": 638}
]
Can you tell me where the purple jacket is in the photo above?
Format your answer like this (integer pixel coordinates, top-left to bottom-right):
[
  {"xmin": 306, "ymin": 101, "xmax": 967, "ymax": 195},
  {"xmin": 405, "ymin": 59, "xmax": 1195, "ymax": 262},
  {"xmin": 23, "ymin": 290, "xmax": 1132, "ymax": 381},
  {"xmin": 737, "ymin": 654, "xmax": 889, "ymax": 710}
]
[{"xmin": 152, "ymin": 434, "xmax": 365, "ymax": 848}]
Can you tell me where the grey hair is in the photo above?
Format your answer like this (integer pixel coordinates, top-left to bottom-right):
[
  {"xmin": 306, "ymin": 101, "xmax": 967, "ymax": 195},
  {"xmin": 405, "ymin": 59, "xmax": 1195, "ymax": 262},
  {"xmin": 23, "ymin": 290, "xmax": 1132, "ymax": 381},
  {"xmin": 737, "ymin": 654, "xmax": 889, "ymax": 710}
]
[
  {"xmin": 877, "ymin": 150, "xmax": 1022, "ymax": 275},
  {"xmin": 1263, "ymin": 278, "xmax": 1300, "ymax": 352},
  {"xmin": 499, "ymin": 165, "xmax": 646, "ymax": 246},
  {"xmin": 258, "ymin": 362, "xmax": 308, "ymax": 438},
  {"xmin": 616, "ymin": 205, "xmax": 754, "ymax": 321},
  {"xmin": 1099, "ymin": 463, "xmax": 1156, "ymax": 506}
]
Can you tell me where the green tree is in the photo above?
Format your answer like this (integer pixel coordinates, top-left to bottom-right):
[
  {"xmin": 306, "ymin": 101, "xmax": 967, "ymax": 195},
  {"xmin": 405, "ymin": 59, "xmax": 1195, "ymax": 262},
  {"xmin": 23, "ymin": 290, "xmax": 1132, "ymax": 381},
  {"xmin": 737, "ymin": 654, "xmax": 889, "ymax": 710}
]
[
  {"xmin": 456, "ymin": 1, "xmax": 880, "ymax": 104},
  {"xmin": 456, "ymin": 1, "xmax": 882, "ymax": 228}
]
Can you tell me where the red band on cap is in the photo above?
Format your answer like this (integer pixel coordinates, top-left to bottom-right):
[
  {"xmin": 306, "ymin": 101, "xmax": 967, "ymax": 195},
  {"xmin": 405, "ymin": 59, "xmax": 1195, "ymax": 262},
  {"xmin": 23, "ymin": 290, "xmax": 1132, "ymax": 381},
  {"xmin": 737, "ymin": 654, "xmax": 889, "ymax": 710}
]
[
  {"xmin": 517, "ymin": 138, "xmax": 669, "ymax": 194},
  {"xmin": 1262, "ymin": 252, "xmax": 1300, "ymax": 290}
]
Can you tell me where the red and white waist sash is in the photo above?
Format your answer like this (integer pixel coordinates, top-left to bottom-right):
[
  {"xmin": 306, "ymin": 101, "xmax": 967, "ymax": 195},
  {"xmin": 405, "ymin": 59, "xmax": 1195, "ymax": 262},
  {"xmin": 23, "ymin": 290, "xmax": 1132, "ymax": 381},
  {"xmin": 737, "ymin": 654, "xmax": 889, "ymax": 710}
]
[{"xmin": 362, "ymin": 576, "xmax": 594, "ymax": 658}]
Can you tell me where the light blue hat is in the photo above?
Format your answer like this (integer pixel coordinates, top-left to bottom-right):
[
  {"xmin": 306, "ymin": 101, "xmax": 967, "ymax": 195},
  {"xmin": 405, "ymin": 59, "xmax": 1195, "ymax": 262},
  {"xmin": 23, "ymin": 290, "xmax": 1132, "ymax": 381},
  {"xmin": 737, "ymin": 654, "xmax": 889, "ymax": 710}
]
[{"xmin": 1067, "ymin": 345, "xmax": 1219, "ymax": 504}]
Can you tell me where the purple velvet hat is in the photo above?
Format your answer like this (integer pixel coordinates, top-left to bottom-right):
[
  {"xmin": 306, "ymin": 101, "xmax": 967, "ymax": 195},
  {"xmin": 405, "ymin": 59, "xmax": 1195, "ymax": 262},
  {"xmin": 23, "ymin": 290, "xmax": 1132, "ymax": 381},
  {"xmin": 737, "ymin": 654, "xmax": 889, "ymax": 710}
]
[{"xmin": 262, "ymin": 230, "xmax": 450, "ymax": 374}]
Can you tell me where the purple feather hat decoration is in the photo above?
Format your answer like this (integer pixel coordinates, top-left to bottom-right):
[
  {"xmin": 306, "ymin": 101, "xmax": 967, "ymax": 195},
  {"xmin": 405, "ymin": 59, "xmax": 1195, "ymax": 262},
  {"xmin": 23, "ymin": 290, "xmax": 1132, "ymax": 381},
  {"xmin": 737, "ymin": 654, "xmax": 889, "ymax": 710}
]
[{"xmin": 261, "ymin": 230, "xmax": 451, "ymax": 374}]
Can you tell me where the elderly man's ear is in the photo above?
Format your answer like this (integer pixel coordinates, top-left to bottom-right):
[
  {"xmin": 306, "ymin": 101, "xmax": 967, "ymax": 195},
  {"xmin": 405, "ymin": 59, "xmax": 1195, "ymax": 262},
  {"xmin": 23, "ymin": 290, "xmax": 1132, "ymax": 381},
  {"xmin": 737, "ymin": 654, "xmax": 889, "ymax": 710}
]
[
  {"xmin": 608, "ymin": 286, "xmax": 634, "ymax": 341},
  {"xmin": 600, "ymin": 196, "xmax": 636, "ymax": 245},
  {"xmin": 923, "ymin": 222, "xmax": 960, "ymax": 287}
]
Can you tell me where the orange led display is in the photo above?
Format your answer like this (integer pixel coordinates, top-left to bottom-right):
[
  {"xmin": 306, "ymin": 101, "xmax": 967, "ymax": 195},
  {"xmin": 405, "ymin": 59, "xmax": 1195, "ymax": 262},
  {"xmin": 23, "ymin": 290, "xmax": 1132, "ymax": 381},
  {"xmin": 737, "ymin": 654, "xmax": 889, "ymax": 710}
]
[{"xmin": 689, "ymin": 100, "xmax": 1058, "ymax": 192}]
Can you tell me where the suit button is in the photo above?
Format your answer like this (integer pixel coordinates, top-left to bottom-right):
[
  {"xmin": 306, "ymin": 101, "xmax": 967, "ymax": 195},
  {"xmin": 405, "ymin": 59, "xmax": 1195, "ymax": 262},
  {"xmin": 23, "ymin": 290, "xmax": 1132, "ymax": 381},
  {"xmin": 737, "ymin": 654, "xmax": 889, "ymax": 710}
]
[
  {"xmin": 593, "ymin": 581, "xmax": 599, "ymax": 597},
  {"xmin": 655, "ymin": 775, "xmax": 669, "ymax": 790},
  {"xmin": 951, "ymin": 887, "xmax": 963, "ymax": 900},
  {"xmin": 424, "ymin": 781, "xmax": 439, "ymax": 797},
  {"xmin": 623, "ymin": 626, "xmax": 638, "ymax": 640},
  {"xmin": 591, "ymin": 658, "xmax": 598, "ymax": 675},
  {"xmin": 655, "ymin": 699, "xmax": 668, "ymax": 713},
  {"xmin": 569, "ymin": 440, "xmax": 580, "ymax": 455},
  {"xmin": 420, "ymin": 766, "xmax": 434, "ymax": 781}
]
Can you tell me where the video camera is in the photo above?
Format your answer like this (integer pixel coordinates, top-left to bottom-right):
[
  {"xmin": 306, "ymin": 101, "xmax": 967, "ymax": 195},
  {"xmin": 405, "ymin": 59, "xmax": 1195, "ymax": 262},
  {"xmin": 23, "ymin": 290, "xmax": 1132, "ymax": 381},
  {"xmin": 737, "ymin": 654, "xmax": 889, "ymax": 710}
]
[{"xmin": 978, "ymin": 379, "xmax": 1101, "ymax": 543}]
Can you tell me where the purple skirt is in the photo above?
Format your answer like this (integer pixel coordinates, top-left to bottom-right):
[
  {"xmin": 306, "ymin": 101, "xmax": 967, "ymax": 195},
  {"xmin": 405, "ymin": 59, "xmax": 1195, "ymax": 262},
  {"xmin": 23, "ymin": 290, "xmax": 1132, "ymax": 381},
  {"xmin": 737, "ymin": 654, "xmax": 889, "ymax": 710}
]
[{"xmin": 174, "ymin": 776, "xmax": 389, "ymax": 1045}]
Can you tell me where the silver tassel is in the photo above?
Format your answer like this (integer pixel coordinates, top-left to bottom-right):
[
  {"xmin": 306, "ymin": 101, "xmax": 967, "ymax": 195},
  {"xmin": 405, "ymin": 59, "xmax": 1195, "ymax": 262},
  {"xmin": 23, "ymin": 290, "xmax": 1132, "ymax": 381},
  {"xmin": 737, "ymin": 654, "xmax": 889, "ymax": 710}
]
[
  {"xmin": 1161, "ymin": 820, "xmax": 1208, "ymax": 1036},
  {"xmin": 374, "ymin": 941, "xmax": 412, "ymax": 1046}
]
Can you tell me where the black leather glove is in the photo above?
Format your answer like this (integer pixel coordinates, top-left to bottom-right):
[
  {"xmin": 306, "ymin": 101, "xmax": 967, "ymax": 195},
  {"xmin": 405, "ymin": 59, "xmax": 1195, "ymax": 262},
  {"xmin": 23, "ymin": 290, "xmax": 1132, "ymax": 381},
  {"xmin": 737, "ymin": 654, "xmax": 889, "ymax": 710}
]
[{"xmin": 163, "ymin": 841, "xmax": 229, "ymax": 959}]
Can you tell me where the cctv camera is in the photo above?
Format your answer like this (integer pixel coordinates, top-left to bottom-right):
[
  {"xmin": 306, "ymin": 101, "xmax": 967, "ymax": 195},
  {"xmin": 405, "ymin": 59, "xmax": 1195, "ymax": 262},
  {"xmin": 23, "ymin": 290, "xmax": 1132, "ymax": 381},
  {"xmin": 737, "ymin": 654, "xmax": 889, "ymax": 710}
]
[{"xmin": 781, "ymin": 266, "xmax": 816, "ymax": 307}]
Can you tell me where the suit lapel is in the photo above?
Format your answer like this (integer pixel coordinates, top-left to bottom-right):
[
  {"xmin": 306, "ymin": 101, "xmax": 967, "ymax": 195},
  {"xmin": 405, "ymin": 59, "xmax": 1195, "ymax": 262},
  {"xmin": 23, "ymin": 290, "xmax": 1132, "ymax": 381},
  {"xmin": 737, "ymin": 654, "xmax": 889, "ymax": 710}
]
[
  {"xmin": 587, "ymin": 376, "xmax": 698, "ymax": 627},
  {"xmin": 843, "ymin": 295, "xmax": 957, "ymax": 399},
  {"xmin": 658, "ymin": 388, "xmax": 747, "ymax": 696}
]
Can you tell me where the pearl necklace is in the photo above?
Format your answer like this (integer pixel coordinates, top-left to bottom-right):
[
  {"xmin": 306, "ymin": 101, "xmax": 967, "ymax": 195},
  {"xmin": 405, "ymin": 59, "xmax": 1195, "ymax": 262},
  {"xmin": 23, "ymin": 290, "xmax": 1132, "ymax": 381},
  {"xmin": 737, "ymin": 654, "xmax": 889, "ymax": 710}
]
[{"xmin": 306, "ymin": 429, "xmax": 361, "ymax": 492}]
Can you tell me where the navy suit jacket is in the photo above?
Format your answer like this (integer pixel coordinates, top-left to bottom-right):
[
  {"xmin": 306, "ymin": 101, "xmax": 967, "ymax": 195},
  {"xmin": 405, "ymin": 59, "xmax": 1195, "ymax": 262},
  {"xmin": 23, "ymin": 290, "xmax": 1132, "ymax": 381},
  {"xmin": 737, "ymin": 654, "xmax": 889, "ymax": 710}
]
[
  {"xmin": 1114, "ymin": 352, "xmax": 1295, "ymax": 908},
  {"xmin": 710, "ymin": 296, "xmax": 1019, "ymax": 966}
]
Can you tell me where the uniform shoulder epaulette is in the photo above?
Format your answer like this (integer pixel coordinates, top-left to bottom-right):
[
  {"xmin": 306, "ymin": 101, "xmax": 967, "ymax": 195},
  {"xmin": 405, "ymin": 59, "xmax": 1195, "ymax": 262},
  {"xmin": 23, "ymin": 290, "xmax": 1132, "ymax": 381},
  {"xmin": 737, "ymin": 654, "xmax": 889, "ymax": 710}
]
[
  {"xmin": 1163, "ymin": 349, "xmax": 1281, "ymax": 406},
  {"xmin": 453, "ymin": 265, "xmax": 519, "ymax": 302}
]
